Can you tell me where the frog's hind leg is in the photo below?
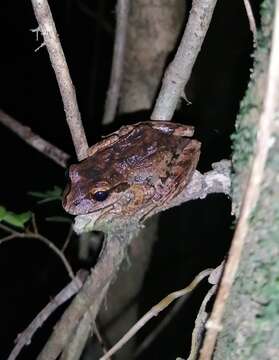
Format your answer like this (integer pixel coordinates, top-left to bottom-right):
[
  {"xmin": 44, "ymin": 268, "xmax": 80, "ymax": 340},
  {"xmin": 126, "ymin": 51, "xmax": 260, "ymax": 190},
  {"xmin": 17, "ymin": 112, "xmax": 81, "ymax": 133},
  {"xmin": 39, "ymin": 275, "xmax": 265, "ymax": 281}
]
[
  {"xmin": 140, "ymin": 158, "xmax": 199, "ymax": 223},
  {"xmin": 139, "ymin": 178, "xmax": 185, "ymax": 222}
]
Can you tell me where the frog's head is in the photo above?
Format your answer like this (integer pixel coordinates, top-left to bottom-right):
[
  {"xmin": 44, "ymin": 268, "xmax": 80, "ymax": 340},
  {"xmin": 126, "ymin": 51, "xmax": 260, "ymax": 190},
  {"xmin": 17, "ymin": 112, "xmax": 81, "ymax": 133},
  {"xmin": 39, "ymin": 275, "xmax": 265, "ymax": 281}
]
[
  {"xmin": 63, "ymin": 121, "xmax": 201, "ymax": 219},
  {"xmin": 62, "ymin": 158, "xmax": 129, "ymax": 216}
]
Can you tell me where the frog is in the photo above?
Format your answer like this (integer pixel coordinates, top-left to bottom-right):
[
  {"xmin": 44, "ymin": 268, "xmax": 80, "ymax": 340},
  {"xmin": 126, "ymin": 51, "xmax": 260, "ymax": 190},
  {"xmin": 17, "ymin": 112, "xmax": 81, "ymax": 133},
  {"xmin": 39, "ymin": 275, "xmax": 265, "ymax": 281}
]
[{"xmin": 62, "ymin": 121, "xmax": 201, "ymax": 222}]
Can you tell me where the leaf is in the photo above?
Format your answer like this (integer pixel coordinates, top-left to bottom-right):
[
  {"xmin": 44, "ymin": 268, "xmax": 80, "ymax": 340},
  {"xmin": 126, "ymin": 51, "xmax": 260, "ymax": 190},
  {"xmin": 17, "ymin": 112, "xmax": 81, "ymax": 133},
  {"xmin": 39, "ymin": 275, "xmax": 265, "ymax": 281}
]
[
  {"xmin": 0, "ymin": 206, "xmax": 7, "ymax": 220},
  {"xmin": 1, "ymin": 211, "xmax": 32, "ymax": 229},
  {"xmin": 29, "ymin": 186, "xmax": 63, "ymax": 203}
]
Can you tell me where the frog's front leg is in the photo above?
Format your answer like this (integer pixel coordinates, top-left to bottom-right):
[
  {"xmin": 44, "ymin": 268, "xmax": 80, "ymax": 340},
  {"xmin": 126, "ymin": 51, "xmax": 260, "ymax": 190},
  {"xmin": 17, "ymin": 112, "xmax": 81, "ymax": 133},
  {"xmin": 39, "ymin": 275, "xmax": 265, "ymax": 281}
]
[
  {"xmin": 165, "ymin": 140, "xmax": 201, "ymax": 200},
  {"xmin": 121, "ymin": 184, "xmax": 155, "ymax": 217}
]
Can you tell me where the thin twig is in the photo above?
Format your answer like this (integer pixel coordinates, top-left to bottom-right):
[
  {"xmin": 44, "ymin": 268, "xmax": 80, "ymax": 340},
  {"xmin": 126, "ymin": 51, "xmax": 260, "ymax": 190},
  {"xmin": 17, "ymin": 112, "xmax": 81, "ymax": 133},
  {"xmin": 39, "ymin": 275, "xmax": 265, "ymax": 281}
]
[
  {"xmin": 0, "ymin": 222, "xmax": 14, "ymax": 234},
  {"xmin": 199, "ymin": 2, "xmax": 279, "ymax": 359},
  {"xmin": 0, "ymin": 223, "xmax": 74, "ymax": 279},
  {"xmin": 31, "ymin": 213, "xmax": 39, "ymax": 234},
  {"xmin": 0, "ymin": 234, "xmax": 16, "ymax": 242},
  {"xmin": 0, "ymin": 110, "xmax": 70, "ymax": 168},
  {"xmin": 102, "ymin": 0, "xmax": 130, "ymax": 125},
  {"xmin": 135, "ymin": 262, "xmax": 224, "ymax": 359},
  {"xmin": 187, "ymin": 285, "xmax": 217, "ymax": 360},
  {"xmin": 7, "ymin": 270, "xmax": 88, "ymax": 360},
  {"xmin": 93, "ymin": 322, "xmax": 111, "ymax": 357},
  {"xmin": 30, "ymin": 0, "xmax": 88, "ymax": 160},
  {"xmin": 243, "ymin": 0, "xmax": 257, "ymax": 47},
  {"xmin": 61, "ymin": 225, "xmax": 73, "ymax": 253},
  {"xmin": 135, "ymin": 296, "xmax": 189, "ymax": 358},
  {"xmin": 187, "ymin": 263, "xmax": 224, "ymax": 360},
  {"xmin": 100, "ymin": 269, "xmax": 213, "ymax": 360},
  {"xmin": 151, "ymin": 0, "xmax": 218, "ymax": 120},
  {"xmin": 34, "ymin": 233, "xmax": 75, "ymax": 279}
]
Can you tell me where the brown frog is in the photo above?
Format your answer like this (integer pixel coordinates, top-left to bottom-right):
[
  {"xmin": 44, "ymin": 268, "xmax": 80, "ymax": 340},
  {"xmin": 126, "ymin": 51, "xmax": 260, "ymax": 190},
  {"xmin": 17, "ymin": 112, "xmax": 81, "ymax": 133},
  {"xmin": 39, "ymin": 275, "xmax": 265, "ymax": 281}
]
[{"xmin": 63, "ymin": 121, "xmax": 201, "ymax": 221}]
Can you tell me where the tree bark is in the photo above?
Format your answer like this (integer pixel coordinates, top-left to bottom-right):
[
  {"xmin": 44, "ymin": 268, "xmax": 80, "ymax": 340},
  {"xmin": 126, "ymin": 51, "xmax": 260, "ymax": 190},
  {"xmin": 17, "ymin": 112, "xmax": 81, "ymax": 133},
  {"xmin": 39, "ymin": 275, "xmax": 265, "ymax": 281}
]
[
  {"xmin": 119, "ymin": 0, "xmax": 186, "ymax": 113},
  {"xmin": 212, "ymin": 1, "xmax": 279, "ymax": 358}
]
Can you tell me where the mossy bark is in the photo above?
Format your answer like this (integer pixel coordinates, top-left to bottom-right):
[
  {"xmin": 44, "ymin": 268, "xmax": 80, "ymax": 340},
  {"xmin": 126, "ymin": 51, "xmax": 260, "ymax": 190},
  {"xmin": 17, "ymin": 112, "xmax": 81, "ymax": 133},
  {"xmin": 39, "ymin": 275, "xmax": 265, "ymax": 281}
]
[{"xmin": 213, "ymin": 1, "xmax": 279, "ymax": 359}]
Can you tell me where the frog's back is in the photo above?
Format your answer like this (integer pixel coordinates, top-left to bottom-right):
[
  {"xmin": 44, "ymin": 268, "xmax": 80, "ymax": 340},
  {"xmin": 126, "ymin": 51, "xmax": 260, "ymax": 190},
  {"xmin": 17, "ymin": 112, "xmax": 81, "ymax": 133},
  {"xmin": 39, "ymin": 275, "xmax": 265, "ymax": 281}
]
[{"xmin": 73, "ymin": 122, "xmax": 196, "ymax": 184}]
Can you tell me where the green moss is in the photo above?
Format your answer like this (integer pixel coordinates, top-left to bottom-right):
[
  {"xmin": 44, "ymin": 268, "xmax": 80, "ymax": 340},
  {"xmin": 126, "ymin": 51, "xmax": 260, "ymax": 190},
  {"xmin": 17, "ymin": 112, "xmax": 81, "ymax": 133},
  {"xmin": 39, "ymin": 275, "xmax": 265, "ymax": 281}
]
[
  {"xmin": 214, "ymin": 1, "xmax": 278, "ymax": 358},
  {"xmin": 230, "ymin": 0, "xmax": 274, "ymax": 216},
  {"xmin": 231, "ymin": 122, "xmax": 257, "ymax": 169}
]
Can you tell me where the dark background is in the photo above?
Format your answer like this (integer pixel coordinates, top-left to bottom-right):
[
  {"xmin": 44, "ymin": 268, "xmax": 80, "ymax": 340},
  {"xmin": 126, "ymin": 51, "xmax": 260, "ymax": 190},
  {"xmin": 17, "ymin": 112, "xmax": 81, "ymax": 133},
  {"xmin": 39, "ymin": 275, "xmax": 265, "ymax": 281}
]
[{"xmin": 0, "ymin": 0, "xmax": 260, "ymax": 359}]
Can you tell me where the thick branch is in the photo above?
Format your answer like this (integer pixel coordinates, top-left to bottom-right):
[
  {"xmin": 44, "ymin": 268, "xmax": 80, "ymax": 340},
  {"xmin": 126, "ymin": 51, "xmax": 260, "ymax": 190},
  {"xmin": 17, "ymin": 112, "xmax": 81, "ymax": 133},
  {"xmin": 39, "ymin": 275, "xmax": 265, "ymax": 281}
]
[
  {"xmin": 102, "ymin": 0, "xmax": 130, "ymax": 125},
  {"xmin": 37, "ymin": 224, "xmax": 139, "ymax": 360},
  {"xmin": 31, "ymin": 0, "xmax": 88, "ymax": 160},
  {"xmin": 199, "ymin": 1, "xmax": 279, "ymax": 358},
  {"xmin": 59, "ymin": 311, "xmax": 93, "ymax": 360},
  {"xmin": 0, "ymin": 110, "xmax": 69, "ymax": 168},
  {"xmin": 151, "ymin": 0, "xmax": 218, "ymax": 120}
]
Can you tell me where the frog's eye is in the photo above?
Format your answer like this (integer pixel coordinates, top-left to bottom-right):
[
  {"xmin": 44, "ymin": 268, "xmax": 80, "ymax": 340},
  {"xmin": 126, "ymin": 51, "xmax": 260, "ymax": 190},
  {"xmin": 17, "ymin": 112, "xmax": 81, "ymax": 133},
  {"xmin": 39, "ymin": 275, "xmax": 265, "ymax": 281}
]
[{"xmin": 92, "ymin": 190, "xmax": 109, "ymax": 202}]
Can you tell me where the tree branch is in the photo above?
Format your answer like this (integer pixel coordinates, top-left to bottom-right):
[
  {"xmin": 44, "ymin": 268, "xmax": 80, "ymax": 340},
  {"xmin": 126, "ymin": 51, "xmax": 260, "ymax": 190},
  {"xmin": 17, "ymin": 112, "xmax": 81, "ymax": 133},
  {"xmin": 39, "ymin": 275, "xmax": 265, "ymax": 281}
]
[
  {"xmin": 37, "ymin": 228, "xmax": 137, "ymax": 360},
  {"xmin": 102, "ymin": 0, "xmax": 130, "ymax": 125},
  {"xmin": 30, "ymin": 0, "xmax": 88, "ymax": 160},
  {"xmin": 151, "ymin": 0, "xmax": 218, "ymax": 120},
  {"xmin": 187, "ymin": 262, "xmax": 224, "ymax": 360},
  {"xmin": 0, "ymin": 109, "xmax": 70, "ymax": 168},
  {"xmin": 0, "ymin": 224, "xmax": 74, "ymax": 280},
  {"xmin": 60, "ymin": 312, "xmax": 94, "ymax": 360},
  {"xmin": 243, "ymin": 0, "xmax": 257, "ymax": 47}
]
